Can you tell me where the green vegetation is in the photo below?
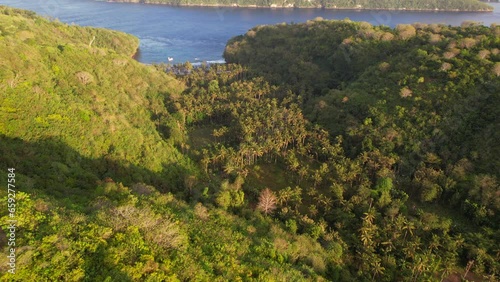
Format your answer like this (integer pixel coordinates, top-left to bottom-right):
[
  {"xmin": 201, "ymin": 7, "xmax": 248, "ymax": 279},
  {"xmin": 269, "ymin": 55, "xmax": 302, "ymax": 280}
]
[
  {"xmin": 109, "ymin": 0, "xmax": 493, "ymax": 11},
  {"xmin": 223, "ymin": 18, "xmax": 500, "ymax": 280},
  {"xmin": 1, "ymin": 5, "xmax": 500, "ymax": 281}
]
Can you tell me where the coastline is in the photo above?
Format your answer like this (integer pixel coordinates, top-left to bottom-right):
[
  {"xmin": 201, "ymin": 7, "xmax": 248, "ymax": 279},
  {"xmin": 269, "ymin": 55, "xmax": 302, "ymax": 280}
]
[{"xmin": 105, "ymin": 0, "xmax": 494, "ymax": 12}]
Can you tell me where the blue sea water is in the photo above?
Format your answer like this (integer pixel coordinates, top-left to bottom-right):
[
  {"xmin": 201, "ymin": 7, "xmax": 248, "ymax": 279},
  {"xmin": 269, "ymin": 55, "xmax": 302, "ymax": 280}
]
[{"xmin": 1, "ymin": 0, "xmax": 499, "ymax": 63}]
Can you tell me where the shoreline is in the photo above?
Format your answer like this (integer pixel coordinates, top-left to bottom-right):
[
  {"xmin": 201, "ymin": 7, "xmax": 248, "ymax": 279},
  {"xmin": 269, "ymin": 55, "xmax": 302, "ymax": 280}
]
[
  {"xmin": 131, "ymin": 46, "xmax": 226, "ymax": 65},
  {"xmin": 105, "ymin": 0, "xmax": 494, "ymax": 12}
]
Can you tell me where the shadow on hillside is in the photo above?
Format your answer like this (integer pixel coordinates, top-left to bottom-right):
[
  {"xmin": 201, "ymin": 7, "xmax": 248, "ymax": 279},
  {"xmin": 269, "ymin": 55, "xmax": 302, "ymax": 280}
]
[{"xmin": 0, "ymin": 135, "xmax": 188, "ymax": 211}]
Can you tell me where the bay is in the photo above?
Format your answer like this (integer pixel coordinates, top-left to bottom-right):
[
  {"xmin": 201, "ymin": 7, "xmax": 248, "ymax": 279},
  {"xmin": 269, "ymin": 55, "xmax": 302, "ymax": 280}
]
[{"xmin": 1, "ymin": 0, "xmax": 499, "ymax": 63}]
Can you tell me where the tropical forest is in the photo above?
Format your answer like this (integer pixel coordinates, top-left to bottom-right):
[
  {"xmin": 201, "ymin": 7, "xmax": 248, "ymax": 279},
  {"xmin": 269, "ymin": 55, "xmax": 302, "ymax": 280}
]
[{"xmin": 0, "ymin": 5, "xmax": 499, "ymax": 281}]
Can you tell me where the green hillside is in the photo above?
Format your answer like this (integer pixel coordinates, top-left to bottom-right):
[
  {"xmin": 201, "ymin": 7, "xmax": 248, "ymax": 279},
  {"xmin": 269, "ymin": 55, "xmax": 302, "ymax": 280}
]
[
  {"xmin": 0, "ymin": 6, "xmax": 203, "ymax": 199},
  {"xmin": 224, "ymin": 18, "xmax": 500, "ymax": 279},
  {"xmin": 0, "ymin": 6, "xmax": 343, "ymax": 281},
  {"xmin": 1, "ymin": 5, "xmax": 500, "ymax": 281}
]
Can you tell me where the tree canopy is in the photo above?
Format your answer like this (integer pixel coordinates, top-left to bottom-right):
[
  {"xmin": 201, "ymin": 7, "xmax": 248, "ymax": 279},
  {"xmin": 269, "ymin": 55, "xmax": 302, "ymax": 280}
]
[{"xmin": 1, "ymin": 5, "xmax": 499, "ymax": 281}]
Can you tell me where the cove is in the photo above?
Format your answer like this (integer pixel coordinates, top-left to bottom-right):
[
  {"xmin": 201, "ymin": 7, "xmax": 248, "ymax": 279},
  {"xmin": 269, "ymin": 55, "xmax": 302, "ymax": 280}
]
[{"xmin": 0, "ymin": 0, "xmax": 499, "ymax": 63}]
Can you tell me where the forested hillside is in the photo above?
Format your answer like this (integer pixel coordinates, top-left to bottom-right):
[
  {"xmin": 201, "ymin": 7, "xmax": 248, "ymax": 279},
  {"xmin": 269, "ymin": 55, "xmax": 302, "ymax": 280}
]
[
  {"xmin": 223, "ymin": 18, "xmax": 500, "ymax": 280},
  {"xmin": 0, "ymin": 6, "xmax": 332, "ymax": 281},
  {"xmin": 109, "ymin": 0, "xmax": 493, "ymax": 11},
  {"xmin": 1, "ymin": 5, "xmax": 499, "ymax": 281}
]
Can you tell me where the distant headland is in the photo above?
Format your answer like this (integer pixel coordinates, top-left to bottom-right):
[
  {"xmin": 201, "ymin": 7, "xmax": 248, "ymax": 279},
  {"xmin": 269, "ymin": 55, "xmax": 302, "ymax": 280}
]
[{"xmin": 105, "ymin": 0, "xmax": 494, "ymax": 12}]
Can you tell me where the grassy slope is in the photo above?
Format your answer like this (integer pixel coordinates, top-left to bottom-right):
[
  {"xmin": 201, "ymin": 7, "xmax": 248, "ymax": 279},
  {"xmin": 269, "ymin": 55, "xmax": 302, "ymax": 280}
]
[{"xmin": 0, "ymin": 5, "xmax": 192, "ymax": 194}]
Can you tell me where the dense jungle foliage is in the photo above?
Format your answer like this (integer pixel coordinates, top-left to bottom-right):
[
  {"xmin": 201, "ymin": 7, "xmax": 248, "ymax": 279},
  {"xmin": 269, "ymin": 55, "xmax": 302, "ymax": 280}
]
[
  {"xmin": 109, "ymin": 0, "xmax": 493, "ymax": 11},
  {"xmin": 1, "ymin": 5, "xmax": 499, "ymax": 281}
]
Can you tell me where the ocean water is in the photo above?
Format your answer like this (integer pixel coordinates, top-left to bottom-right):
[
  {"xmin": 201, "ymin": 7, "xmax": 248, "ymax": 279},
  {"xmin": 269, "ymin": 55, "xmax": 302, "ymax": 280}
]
[{"xmin": 1, "ymin": 0, "xmax": 499, "ymax": 63}]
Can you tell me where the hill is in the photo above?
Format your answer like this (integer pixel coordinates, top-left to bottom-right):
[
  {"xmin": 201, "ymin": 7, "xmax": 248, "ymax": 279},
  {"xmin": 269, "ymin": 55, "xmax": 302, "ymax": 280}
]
[
  {"xmin": 1, "ymin": 5, "xmax": 499, "ymax": 281},
  {"xmin": 0, "ymin": 6, "xmax": 333, "ymax": 281},
  {"xmin": 222, "ymin": 18, "xmax": 500, "ymax": 279},
  {"xmin": 108, "ymin": 0, "xmax": 493, "ymax": 11}
]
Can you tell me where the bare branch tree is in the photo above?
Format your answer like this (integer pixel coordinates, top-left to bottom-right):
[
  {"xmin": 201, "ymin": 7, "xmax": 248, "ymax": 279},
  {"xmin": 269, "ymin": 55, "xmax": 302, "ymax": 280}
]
[
  {"xmin": 257, "ymin": 188, "xmax": 277, "ymax": 215},
  {"xmin": 75, "ymin": 71, "xmax": 94, "ymax": 85}
]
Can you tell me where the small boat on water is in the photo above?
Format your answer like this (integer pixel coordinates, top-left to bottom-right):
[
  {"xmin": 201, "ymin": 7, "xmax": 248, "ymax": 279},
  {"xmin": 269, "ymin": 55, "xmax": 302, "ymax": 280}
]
[{"xmin": 167, "ymin": 57, "xmax": 174, "ymax": 62}]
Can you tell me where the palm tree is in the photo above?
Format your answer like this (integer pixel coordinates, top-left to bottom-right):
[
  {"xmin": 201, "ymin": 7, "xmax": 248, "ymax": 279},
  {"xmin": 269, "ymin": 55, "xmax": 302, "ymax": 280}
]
[
  {"xmin": 200, "ymin": 155, "xmax": 210, "ymax": 174},
  {"xmin": 286, "ymin": 152, "xmax": 300, "ymax": 172},
  {"xmin": 298, "ymin": 166, "xmax": 308, "ymax": 184},
  {"xmin": 428, "ymin": 234, "xmax": 441, "ymax": 252},
  {"xmin": 312, "ymin": 170, "xmax": 323, "ymax": 188},
  {"xmin": 404, "ymin": 238, "xmax": 421, "ymax": 260},
  {"xmin": 380, "ymin": 240, "xmax": 395, "ymax": 253},
  {"xmin": 360, "ymin": 226, "xmax": 374, "ymax": 248},
  {"xmin": 316, "ymin": 194, "xmax": 333, "ymax": 214},
  {"xmin": 277, "ymin": 187, "xmax": 293, "ymax": 206},
  {"xmin": 223, "ymin": 162, "xmax": 237, "ymax": 175},
  {"xmin": 371, "ymin": 260, "xmax": 385, "ymax": 281},
  {"xmin": 363, "ymin": 208, "xmax": 376, "ymax": 225},
  {"xmin": 402, "ymin": 219, "xmax": 415, "ymax": 241}
]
